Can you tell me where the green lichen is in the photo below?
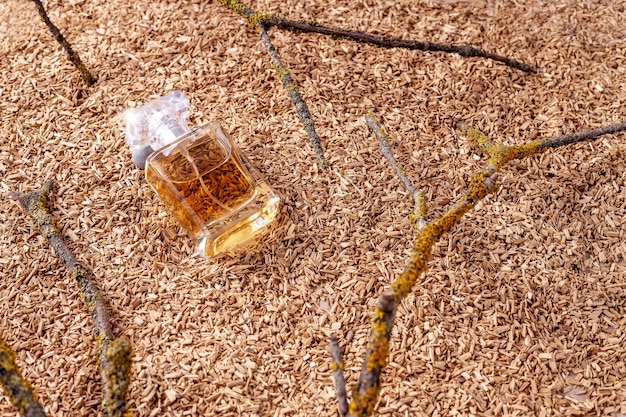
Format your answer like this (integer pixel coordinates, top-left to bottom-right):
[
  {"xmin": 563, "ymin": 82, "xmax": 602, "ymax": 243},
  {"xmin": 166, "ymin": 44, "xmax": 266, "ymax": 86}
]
[
  {"xmin": 16, "ymin": 180, "xmax": 59, "ymax": 240},
  {"xmin": 273, "ymin": 62, "xmax": 298, "ymax": 92},
  {"xmin": 96, "ymin": 333, "xmax": 110, "ymax": 364},
  {"xmin": 71, "ymin": 264, "xmax": 101, "ymax": 319}
]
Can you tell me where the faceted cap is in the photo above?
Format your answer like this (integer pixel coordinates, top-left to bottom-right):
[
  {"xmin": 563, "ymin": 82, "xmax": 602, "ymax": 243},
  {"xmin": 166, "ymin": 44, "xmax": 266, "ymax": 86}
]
[{"xmin": 124, "ymin": 91, "xmax": 190, "ymax": 150}]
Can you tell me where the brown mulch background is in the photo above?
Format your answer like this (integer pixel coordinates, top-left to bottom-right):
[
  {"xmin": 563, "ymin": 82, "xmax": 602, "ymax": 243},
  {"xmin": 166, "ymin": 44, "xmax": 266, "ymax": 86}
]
[{"xmin": 2, "ymin": 0, "xmax": 626, "ymax": 416}]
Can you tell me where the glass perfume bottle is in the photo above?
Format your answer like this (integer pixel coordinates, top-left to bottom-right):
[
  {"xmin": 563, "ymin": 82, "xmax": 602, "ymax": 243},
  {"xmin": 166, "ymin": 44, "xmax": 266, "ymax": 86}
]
[{"xmin": 125, "ymin": 91, "xmax": 280, "ymax": 258}]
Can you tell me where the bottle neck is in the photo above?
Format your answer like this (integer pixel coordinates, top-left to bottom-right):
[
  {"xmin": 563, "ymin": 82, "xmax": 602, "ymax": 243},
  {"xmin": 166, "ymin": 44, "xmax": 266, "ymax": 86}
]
[{"xmin": 153, "ymin": 117, "xmax": 192, "ymax": 150}]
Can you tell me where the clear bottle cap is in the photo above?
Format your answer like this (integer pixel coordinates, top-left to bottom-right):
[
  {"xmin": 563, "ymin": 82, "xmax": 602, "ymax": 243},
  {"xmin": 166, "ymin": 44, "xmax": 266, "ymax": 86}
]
[{"xmin": 125, "ymin": 91, "xmax": 192, "ymax": 168}]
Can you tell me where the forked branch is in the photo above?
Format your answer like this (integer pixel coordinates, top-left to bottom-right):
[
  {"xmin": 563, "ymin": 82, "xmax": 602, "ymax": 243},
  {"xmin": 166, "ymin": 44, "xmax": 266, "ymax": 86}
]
[
  {"xmin": 219, "ymin": 0, "xmax": 535, "ymax": 167},
  {"xmin": 219, "ymin": 0, "xmax": 534, "ymax": 72},
  {"xmin": 11, "ymin": 180, "xmax": 131, "ymax": 417},
  {"xmin": 334, "ymin": 120, "xmax": 626, "ymax": 417}
]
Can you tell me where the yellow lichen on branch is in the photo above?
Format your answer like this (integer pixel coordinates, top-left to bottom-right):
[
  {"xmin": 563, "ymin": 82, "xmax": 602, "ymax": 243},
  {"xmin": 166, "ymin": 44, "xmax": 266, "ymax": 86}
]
[
  {"xmin": 415, "ymin": 193, "xmax": 428, "ymax": 219},
  {"xmin": 12, "ymin": 180, "xmax": 132, "ymax": 417},
  {"xmin": 344, "ymin": 121, "xmax": 626, "ymax": 417},
  {"xmin": 0, "ymin": 339, "xmax": 46, "ymax": 417},
  {"xmin": 389, "ymin": 197, "xmax": 480, "ymax": 302},
  {"xmin": 365, "ymin": 308, "xmax": 392, "ymax": 372},
  {"xmin": 348, "ymin": 291, "xmax": 396, "ymax": 417},
  {"xmin": 12, "ymin": 180, "xmax": 57, "ymax": 239},
  {"xmin": 347, "ymin": 127, "xmax": 506, "ymax": 416},
  {"xmin": 348, "ymin": 386, "xmax": 379, "ymax": 417},
  {"xmin": 220, "ymin": 0, "xmax": 328, "ymax": 167},
  {"xmin": 257, "ymin": 24, "xmax": 328, "ymax": 167},
  {"xmin": 460, "ymin": 124, "xmax": 544, "ymax": 169},
  {"xmin": 218, "ymin": 0, "xmax": 276, "ymax": 28},
  {"xmin": 103, "ymin": 338, "xmax": 133, "ymax": 417}
]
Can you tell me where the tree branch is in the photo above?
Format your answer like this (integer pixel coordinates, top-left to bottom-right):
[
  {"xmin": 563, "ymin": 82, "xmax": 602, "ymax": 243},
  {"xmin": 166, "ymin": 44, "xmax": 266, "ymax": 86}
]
[
  {"xmin": 461, "ymin": 122, "xmax": 626, "ymax": 170},
  {"xmin": 0, "ymin": 339, "xmax": 46, "ymax": 417},
  {"xmin": 274, "ymin": 18, "xmax": 536, "ymax": 73},
  {"xmin": 365, "ymin": 113, "xmax": 427, "ymax": 232},
  {"xmin": 258, "ymin": 23, "xmax": 328, "ymax": 168},
  {"xmin": 11, "ymin": 180, "xmax": 131, "ymax": 417},
  {"xmin": 348, "ymin": 291, "xmax": 396, "ymax": 417},
  {"xmin": 220, "ymin": 0, "xmax": 328, "ymax": 168},
  {"xmin": 330, "ymin": 335, "xmax": 348, "ymax": 416},
  {"xmin": 342, "ymin": 121, "xmax": 626, "ymax": 416},
  {"xmin": 29, "ymin": 0, "xmax": 96, "ymax": 86},
  {"xmin": 220, "ymin": 0, "xmax": 536, "ymax": 168},
  {"xmin": 538, "ymin": 122, "xmax": 626, "ymax": 150}
]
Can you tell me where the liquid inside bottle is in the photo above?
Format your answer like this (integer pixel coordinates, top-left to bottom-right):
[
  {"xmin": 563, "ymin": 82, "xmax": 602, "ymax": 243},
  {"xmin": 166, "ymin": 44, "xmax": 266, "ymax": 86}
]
[{"xmin": 145, "ymin": 124, "xmax": 279, "ymax": 257}]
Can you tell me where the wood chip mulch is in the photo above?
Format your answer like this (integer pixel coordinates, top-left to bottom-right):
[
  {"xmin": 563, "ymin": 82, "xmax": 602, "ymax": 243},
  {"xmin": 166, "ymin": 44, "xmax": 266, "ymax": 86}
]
[{"xmin": 1, "ymin": 0, "xmax": 625, "ymax": 416}]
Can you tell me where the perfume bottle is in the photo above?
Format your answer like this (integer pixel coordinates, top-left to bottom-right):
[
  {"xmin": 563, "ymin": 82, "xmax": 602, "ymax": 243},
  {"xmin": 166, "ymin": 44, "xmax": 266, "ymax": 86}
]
[{"xmin": 125, "ymin": 91, "xmax": 280, "ymax": 258}]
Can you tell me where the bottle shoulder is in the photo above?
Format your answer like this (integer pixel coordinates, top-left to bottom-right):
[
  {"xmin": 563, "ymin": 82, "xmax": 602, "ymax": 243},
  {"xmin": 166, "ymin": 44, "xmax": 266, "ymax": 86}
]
[{"xmin": 145, "ymin": 126, "xmax": 236, "ymax": 183}]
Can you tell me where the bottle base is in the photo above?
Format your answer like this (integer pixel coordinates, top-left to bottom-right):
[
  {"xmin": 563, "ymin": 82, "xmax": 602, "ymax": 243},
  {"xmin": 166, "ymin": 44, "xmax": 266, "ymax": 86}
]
[{"xmin": 196, "ymin": 183, "xmax": 280, "ymax": 258}]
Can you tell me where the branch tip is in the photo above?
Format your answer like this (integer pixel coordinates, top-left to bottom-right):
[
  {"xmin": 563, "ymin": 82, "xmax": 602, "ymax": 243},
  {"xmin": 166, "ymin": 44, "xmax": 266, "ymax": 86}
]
[
  {"xmin": 275, "ymin": 18, "xmax": 535, "ymax": 73},
  {"xmin": 30, "ymin": 0, "xmax": 96, "ymax": 86}
]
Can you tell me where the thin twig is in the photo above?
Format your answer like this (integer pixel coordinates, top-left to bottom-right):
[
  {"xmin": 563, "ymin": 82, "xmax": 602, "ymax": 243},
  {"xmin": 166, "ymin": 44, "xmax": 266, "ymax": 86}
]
[
  {"xmin": 11, "ymin": 180, "xmax": 131, "ymax": 417},
  {"xmin": 538, "ymin": 122, "xmax": 626, "ymax": 149},
  {"xmin": 461, "ymin": 121, "xmax": 626, "ymax": 171},
  {"xmin": 345, "ymin": 122, "xmax": 625, "ymax": 416},
  {"xmin": 29, "ymin": 0, "xmax": 96, "ymax": 86},
  {"xmin": 330, "ymin": 335, "xmax": 348, "ymax": 416},
  {"xmin": 219, "ymin": 0, "xmax": 328, "ymax": 168},
  {"xmin": 0, "ymin": 339, "xmax": 46, "ymax": 417},
  {"xmin": 258, "ymin": 23, "xmax": 328, "ymax": 168},
  {"xmin": 365, "ymin": 114, "xmax": 420, "ymax": 200},
  {"xmin": 273, "ymin": 19, "xmax": 536, "ymax": 73},
  {"xmin": 365, "ymin": 113, "xmax": 427, "ymax": 231}
]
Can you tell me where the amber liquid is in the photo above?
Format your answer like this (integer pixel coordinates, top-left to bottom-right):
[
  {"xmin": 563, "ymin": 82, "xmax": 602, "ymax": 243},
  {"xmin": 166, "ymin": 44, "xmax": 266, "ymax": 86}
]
[
  {"xmin": 145, "ymin": 135, "xmax": 279, "ymax": 257},
  {"xmin": 148, "ymin": 154, "xmax": 254, "ymax": 232}
]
